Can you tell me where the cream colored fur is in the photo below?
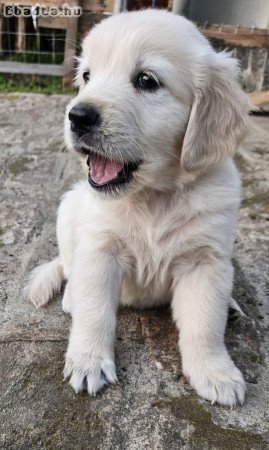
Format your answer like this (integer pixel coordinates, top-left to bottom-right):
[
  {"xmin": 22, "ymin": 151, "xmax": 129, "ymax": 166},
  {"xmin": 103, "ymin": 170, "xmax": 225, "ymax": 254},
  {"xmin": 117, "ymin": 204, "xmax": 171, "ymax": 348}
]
[{"xmin": 25, "ymin": 10, "xmax": 250, "ymax": 406}]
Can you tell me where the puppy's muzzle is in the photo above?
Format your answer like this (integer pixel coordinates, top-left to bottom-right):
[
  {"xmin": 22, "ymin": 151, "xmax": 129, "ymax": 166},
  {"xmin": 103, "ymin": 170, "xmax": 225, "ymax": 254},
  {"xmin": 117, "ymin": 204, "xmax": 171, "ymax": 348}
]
[
  {"xmin": 68, "ymin": 103, "xmax": 141, "ymax": 195},
  {"xmin": 69, "ymin": 103, "xmax": 101, "ymax": 135}
]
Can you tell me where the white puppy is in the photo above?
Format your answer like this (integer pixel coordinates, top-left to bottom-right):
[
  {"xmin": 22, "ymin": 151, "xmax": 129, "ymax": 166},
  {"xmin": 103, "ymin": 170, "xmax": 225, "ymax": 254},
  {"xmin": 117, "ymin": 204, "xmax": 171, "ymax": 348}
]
[{"xmin": 26, "ymin": 10, "xmax": 250, "ymax": 406}]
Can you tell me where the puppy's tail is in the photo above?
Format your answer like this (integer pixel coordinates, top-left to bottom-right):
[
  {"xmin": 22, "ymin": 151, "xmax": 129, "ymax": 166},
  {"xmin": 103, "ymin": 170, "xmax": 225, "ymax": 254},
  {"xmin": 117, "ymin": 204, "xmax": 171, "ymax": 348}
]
[
  {"xmin": 24, "ymin": 257, "xmax": 64, "ymax": 308},
  {"xmin": 229, "ymin": 297, "xmax": 246, "ymax": 319}
]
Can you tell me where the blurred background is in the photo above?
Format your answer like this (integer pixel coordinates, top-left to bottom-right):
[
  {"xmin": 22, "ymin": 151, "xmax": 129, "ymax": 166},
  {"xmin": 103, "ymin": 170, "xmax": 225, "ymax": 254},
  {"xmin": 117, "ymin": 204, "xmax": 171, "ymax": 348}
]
[{"xmin": 0, "ymin": 0, "xmax": 268, "ymax": 104}]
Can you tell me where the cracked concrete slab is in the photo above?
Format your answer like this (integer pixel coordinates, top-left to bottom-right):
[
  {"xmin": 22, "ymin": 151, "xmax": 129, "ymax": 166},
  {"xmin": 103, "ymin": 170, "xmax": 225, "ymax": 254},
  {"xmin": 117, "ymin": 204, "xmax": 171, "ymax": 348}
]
[{"xmin": 0, "ymin": 93, "xmax": 269, "ymax": 449}]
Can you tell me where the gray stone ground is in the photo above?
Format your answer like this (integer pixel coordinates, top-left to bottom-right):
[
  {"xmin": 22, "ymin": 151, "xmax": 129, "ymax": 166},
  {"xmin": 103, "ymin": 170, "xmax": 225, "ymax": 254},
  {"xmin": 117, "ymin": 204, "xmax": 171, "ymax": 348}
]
[{"xmin": 0, "ymin": 93, "xmax": 269, "ymax": 450}]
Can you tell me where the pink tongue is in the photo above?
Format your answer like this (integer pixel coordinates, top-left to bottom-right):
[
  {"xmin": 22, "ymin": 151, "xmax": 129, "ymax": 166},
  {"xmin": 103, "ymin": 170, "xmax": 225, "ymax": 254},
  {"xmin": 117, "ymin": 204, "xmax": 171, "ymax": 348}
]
[{"xmin": 90, "ymin": 155, "xmax": 124, "ymax": 185}]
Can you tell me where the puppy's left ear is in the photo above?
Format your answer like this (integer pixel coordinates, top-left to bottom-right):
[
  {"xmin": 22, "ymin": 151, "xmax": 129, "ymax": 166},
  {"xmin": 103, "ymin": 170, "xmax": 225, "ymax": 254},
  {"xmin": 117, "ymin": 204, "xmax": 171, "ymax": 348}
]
[{"xmin": 181, "ymin": 53, "xmax": 251, "ymax": 172}]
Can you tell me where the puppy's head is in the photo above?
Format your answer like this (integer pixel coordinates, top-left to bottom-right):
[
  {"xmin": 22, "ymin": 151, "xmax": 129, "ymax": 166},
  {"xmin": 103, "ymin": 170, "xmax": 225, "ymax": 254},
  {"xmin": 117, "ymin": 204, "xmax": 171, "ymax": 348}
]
[{"xmin": 65, "ymin": 10, "xmax": 250, "ymax": 196}]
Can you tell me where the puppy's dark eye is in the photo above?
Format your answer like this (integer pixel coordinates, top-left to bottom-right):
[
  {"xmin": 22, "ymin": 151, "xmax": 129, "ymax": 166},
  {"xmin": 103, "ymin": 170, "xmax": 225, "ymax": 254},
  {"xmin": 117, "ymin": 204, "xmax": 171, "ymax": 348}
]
[
  {"xmin": 83, "ymin": 71, "xmax": 90, "ymax": 83},
  {"xmin": 135, "ymin": 72, "xmax": 160, "ymax": 91}
]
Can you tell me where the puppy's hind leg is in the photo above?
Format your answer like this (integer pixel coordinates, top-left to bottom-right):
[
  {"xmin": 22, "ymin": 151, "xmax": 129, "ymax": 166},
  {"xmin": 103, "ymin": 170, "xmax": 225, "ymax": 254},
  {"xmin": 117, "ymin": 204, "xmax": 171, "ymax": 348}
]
[{"xmin": 24, "ymin": 256, "xmax": 64, "ymax": 308}]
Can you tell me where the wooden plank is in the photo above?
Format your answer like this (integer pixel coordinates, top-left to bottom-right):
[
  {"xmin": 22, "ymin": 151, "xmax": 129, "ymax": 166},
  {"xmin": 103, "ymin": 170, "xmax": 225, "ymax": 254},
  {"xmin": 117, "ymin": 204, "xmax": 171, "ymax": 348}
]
[
  {"xmin": 38, "ymin": 16, "xmax": 71, "ymax": 30},
  {"xmin": 0, "ymin": 61, "xmax": 63, "ymax": 76},
  {"xmin": 200, "ymin": 24, "xmax": 269, "ymax": 36},
  {"xmin": 0, "ymin": 0, "xmax": 78, "ymax": 6},
  {"xmin": 249, "ymin": 90, "xmax": 269, "ymax": 107},
  {"xmin": 199, "ymin": 24, "xmax": 269, "ymax": 48},
  {"xmin": 0, "ymin": 0, "xmax": 113, "ymax": 14},
  {"xmin": 127, "ymin": 0, "xmax": 167, "ymax": 9},
  {"xmin": 82, "ymin": 0, "xmax": 114, "ymax": 13}
]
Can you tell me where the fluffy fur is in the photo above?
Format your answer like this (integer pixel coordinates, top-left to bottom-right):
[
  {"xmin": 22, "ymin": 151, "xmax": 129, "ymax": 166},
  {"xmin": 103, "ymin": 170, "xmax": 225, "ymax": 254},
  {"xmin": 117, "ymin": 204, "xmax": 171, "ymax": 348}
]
[{"xmin": 25, "ymin": 10, "xmax": 250, "ymax": 406}]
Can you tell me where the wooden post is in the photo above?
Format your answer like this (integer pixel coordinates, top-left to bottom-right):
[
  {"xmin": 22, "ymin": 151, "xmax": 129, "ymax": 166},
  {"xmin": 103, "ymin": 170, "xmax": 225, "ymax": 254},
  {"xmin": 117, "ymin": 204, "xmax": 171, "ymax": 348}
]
[
  {"xmin": 62, "ymin": 16, "xmax": 78, "ymax": 88},
  {"xmin": 0, "ymin": 5, "xmax": 3, "ymax": 55},
  {"xmin": 249, "ymin": 90, "xmax": 269, "ymax": 107},
  {"xmin": 172, "ymin": 0, "xmax": 187, "ymax": 14},
  {"xmin": 16, "ymin": 16, "xmax": 26, "ymax": 52}
]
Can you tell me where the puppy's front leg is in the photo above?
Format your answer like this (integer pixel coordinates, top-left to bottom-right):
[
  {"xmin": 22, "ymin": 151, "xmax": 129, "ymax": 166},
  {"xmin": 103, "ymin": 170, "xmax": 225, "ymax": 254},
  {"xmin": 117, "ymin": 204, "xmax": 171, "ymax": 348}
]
[
  {"xmin": 172, "ymin": 255, "xmax": 245, "ymax": 406},
  {"xmin": 64, "ymin": 241, "xmax": 122, "ymax": 395}
]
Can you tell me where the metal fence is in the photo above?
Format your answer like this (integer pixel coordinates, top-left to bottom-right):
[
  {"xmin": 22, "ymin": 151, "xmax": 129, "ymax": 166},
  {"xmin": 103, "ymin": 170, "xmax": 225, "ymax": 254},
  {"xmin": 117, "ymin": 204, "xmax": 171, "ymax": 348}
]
[
  {"xmin": 0, "ymin": 4, "xmax": 79, "ymax": 86},
  {"xmin": 1, "ymin": 17, "xmax": 65, "ymax": 64},
  {"xmin": 0, "ymin": 2, "xmax": 268, "ymax": 95}
]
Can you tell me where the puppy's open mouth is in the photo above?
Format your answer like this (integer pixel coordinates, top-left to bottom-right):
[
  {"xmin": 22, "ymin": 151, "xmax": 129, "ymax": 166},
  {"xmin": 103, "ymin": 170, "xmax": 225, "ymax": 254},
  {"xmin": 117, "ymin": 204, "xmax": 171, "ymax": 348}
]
[{"xmin": 86, "ymin": 152, "xmax": 140, "ymax": 193}]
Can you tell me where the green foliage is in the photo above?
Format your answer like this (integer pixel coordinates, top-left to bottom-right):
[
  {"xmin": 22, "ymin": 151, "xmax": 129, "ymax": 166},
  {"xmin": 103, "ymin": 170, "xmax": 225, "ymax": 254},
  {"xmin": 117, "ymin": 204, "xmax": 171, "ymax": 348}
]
[{"xmin": 0, "ymin": 73, "xmax": 75, "ymax": 94}]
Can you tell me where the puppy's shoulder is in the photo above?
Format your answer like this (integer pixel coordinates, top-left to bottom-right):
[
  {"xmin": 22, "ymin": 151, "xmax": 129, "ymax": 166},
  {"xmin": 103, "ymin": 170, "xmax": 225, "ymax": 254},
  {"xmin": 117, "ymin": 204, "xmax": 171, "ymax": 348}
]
[
  {"xmin": 208, "ymin": 158, "xmax": 241, "ymax": 192},
  {"xmin": 187, "ymin": 158, "xmax": 241, "ymax": 214}
]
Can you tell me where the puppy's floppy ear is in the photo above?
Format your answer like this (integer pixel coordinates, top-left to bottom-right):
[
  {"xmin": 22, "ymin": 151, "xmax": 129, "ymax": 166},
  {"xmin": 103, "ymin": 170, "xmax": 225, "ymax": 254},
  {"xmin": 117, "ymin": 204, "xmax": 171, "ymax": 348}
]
[{"xmin": 181, "ymin": 52, "xmax": 251, "ymax": 172}]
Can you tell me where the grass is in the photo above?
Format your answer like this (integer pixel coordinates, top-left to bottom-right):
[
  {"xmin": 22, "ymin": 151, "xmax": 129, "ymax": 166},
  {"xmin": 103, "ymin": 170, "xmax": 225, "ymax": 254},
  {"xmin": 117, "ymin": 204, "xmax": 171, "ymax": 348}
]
[
  {"xmin": 1, "ymin": 51, "xmax": 65, "ymax": 65},
  {"xmin": 0, "ymin": 73, "xmax": 75, "ymax": 94}
]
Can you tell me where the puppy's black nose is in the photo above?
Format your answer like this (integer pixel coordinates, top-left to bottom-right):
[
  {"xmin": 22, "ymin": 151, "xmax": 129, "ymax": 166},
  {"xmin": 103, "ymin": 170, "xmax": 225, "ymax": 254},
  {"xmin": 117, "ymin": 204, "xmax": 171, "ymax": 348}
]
[{"xmin": 69, "ymin": 104, "xmax": 100, "ymax": 132}]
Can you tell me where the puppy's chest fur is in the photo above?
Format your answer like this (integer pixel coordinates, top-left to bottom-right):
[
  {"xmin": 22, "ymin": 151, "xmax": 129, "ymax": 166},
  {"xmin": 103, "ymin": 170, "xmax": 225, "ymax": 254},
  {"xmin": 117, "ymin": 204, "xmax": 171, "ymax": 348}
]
[{"xmin": 89, "ymin": 191, "xmax": 196, "ymax": 306}]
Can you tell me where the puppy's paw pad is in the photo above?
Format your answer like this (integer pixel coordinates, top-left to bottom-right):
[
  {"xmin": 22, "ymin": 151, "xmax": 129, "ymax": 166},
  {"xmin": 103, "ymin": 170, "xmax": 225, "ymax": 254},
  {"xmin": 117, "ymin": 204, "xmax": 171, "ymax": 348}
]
[{"xmin": 64, "ymin": 354, "xmax": 117, "ymax": 395}]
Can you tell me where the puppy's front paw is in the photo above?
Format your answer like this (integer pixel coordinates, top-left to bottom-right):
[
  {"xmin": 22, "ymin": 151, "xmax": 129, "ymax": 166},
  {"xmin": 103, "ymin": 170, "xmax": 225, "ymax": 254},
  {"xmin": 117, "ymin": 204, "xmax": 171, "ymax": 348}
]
[
  {"xmin": 64, "ymin": 350, "xmax": 118, "ymax": 395},
  {"xmin": 184, "ymin": 355, "xmax": 245, "ymax": 407}
]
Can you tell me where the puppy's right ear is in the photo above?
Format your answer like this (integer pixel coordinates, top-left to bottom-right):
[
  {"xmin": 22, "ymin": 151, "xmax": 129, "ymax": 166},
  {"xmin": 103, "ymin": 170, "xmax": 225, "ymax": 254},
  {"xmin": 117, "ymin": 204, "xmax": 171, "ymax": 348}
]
[{"xmin": 181, "ymin": 52, "xmax": 251, "ymax": 173}]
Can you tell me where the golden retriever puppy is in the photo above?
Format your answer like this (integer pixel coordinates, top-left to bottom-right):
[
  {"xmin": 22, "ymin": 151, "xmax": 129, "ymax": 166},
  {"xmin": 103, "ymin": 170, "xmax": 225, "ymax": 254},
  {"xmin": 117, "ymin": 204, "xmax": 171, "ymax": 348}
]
[{"xmin": 25, "ymin": 10, "xmax": 250, "ymax": 406}]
